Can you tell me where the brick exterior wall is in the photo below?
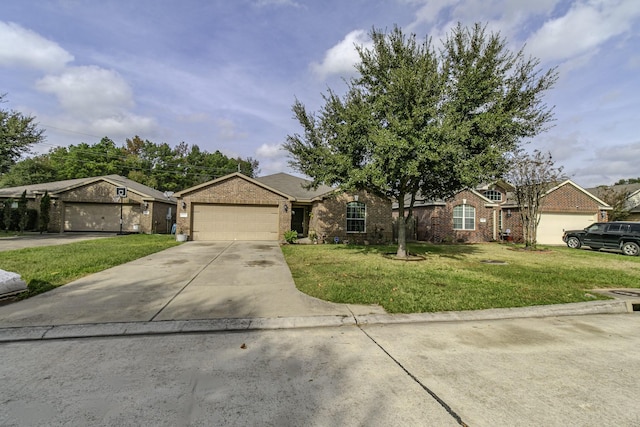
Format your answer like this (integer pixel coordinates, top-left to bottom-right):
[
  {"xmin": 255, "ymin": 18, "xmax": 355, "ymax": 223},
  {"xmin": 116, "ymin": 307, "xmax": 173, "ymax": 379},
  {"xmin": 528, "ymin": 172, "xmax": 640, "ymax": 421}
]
[
  {"xmin": 541, "ymin": 184, "xmax": 604, "ymax": 215},
  {"xmin": 308, "ymin": 190, "xmax": 393, "ymax": 244},
  {"xmin": 176, "ymin": 176, "xmax": 291, "ymax": 240}
]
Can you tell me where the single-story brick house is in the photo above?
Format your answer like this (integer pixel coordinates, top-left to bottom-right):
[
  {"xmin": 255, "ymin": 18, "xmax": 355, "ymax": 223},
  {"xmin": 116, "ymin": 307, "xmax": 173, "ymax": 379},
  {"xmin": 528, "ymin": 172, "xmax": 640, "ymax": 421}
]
[
  {"xmin": 174, "ymin": 172, "xmax": 393, "ymax": 243},
  {"xmin": 393, "ymin": 180, "xmax": 611, "ymax": 245},
  {"xmin": 0, "ymin": 175, "xmax": 176, "ymax": 234}
]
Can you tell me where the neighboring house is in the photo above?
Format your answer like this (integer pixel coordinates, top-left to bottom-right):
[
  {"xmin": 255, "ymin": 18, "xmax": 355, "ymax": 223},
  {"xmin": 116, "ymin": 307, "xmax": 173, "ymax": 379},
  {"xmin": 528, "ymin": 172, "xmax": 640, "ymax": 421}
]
[
  {"xmin": 0, "ymin": 175, "xmax": 176, "ymax": 234},
  {"xmin": 174, "ymin": 172, "xmax": 393, "ymax": 243},
  {"xmin": 587, "ymin": 183, "xmax": 640, "ymax": 221},
  {"xmin": 393, "ymin": 180, "xmax": 611, "ymax": 245}
]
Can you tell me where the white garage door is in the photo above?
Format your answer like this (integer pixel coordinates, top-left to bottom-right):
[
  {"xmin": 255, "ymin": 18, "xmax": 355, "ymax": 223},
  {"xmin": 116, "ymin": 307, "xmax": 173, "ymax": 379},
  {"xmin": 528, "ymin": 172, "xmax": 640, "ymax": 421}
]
[
  {"xmin": 64, "ymin": 203, "xmax": 141, "ymax": 232},
  {"xmin": 192, "ymin": 204, "xmax": 279, "ymax": 241},
  {"xmin": 537, "ymin": 213, "xmax": 597, "ymax": 245}
]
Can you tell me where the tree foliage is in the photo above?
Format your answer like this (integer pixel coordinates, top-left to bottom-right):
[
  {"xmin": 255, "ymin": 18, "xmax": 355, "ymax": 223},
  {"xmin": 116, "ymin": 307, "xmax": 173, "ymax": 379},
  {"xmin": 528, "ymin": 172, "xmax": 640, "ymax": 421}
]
[
  {"xmin": 284, "ymin": 24, "xmax": 557, "ymax": 257},
  {"xmin": 39, "ymin": 190, "xmax": 51, "ymax": 233},
  {"xmin": 596, "ymin": 186, "xmax": 630, "ymax": 221},
  {"xmin": 504, "ymin": 149, "xmax": 564, "ymax": 249},
  {"xmin": 17, "ymin": 190, "xmax": 28, "ymax": 234},
  {"xmin": 614, "ymin": 177, "xmax": 640, "ymax": 185},
  {"xmin": 0, "ymin": 94, "xmax": 46, "ymax": 174},
  {"xmin": 0, "ymin": 135, "xmax": 260, "ymax": 191}
]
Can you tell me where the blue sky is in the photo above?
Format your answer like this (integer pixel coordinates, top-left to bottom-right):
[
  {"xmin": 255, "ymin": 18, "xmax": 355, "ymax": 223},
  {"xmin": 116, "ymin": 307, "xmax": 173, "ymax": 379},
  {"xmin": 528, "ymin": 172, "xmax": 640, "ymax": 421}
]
[{"xmin": 1, "ymin": 0, "xmax": 639, "ymax": 187}]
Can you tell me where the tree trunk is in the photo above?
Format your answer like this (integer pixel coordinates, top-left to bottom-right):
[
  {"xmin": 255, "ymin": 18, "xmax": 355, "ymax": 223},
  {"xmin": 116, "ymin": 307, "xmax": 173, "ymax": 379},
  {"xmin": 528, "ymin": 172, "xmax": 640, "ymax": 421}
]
[{"xmin": 396, "ymin": 196, "xmax": 407, "ymax": 258}]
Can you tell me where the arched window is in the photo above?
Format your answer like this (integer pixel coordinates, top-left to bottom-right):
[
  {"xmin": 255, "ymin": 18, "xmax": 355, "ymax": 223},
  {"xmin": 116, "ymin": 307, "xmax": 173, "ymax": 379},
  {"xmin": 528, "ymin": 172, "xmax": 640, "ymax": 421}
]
[
  {"xmin": 453, "ymin": 204, "xmax": 475, "ymax": 230},
  {"xmin": 346, "ymin": 201, "xmax": 366, "ymax": 233}
]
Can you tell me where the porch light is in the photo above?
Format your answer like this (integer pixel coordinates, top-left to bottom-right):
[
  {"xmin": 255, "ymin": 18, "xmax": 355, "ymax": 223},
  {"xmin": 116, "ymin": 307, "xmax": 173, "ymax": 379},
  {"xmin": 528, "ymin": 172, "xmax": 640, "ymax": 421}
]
[
  {"xmin": 181, "ymin": 201, "xmax": 187, "ymax": 210},
  {"xmin": 284, "ymin": 204, "xmax": 288, "ymax": 213},
  {"xmin": 507, "ymin": 209, "xmax": 511, "ymax": 218}
]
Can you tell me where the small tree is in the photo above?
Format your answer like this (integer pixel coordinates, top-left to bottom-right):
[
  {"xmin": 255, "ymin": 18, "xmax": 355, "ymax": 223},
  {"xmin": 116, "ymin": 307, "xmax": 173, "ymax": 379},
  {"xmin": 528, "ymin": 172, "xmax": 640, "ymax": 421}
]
[
  {"xmin": 2, "ymin": 198, "xmax": 12, "ymax": 232},
  {"xmin": 39, "ymin": 191, "xmax": 51, "ymax": 233},
  {"xmin": 597, "ymin": 186, "xmax": 630, "ymax": 221},
  {"xmin": 17, "ymin": 190, "xmax": 28, "ymax": 233},
  {"xmin": 1, "ymin": 94, "xmax": 46, "ymax": 174},
  {"xmin": 504, "ymin": 149, "xmax": 564, "ymax": 249}
]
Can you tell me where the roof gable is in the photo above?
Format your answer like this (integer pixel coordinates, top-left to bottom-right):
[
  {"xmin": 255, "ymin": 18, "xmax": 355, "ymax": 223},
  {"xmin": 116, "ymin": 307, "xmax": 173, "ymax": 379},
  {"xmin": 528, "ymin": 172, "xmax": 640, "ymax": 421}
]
[
  {"xmin": 174, "ymin": 172, "xmax": 294, "ymax": 200},
  {"xmin": 545, "ymin": 180, "xmax": 610, "ymax": 209}
]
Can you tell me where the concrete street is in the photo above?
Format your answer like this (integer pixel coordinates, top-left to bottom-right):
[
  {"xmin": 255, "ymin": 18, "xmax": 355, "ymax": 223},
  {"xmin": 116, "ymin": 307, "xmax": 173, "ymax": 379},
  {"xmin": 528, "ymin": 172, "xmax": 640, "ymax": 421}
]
[
  {"xmin": 1, "ymin": 314, "xmax": 639, "ymax": 426},
  {"xmin": 1, "ymin": 237, "xmax": 639, "ymax": 425}
]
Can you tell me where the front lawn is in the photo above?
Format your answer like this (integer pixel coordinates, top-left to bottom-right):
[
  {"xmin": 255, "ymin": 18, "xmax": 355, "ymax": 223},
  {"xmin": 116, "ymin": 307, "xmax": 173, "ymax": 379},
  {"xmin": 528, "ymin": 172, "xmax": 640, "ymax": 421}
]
[
  {"xmin": 281, "ymin": 243, "xmax": 640, "ymax": 313},
  {"xmin": 0, "ymin": 234, "xmax": 181, "ymax": 298}
]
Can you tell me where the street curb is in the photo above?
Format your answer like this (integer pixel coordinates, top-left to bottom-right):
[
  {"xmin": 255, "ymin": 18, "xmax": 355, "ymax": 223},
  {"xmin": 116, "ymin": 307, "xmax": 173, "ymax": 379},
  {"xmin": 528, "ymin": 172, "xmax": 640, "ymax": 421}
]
[{"xmin": 0, "ymin": 300, "xmax": 635, "ymax": 343}]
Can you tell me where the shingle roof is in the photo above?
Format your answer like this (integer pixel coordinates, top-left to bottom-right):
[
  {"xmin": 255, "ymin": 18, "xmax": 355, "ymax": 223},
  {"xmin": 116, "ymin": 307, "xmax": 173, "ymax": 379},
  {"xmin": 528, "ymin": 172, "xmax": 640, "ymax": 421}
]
[
  {"xmin": 0, "ymin": 175, "xmax": 175, "ymax": 203},
  {"xmin": 255, "ymin": 173, "xmax": 334, "ymax": 201}
]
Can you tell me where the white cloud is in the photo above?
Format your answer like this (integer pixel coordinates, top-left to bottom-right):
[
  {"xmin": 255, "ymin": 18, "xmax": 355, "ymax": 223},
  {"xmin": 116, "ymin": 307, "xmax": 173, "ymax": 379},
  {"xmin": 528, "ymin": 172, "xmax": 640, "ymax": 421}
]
[
  {"xmin": 526, "ymin": 0, "xmax": 640, "ymax": 63},
  {"xmin": 0, "ymin": 21, "xmax": 73, "ymax": 70},
  {"xmin": 310, "ymin": 30, "xmax": 371, "ymax": 79},
  {"xmin": 256, "ymin": 143, "xmax": 284, "ymax": 158},
  {"xmin": 89, "ymin": 115, "xmax": 157, "ymax": 137},
  {"xmin": 36, "ymin": 66, "xmax": 134, "ymax": 118}
]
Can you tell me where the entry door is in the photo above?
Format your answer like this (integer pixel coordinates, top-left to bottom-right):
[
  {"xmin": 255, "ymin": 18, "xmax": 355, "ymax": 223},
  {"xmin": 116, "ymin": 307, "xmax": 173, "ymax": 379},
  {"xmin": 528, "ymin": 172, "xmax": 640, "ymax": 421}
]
[{"xmin": 291, "ymin": 206, "xmax": 306, "ymax": 235}]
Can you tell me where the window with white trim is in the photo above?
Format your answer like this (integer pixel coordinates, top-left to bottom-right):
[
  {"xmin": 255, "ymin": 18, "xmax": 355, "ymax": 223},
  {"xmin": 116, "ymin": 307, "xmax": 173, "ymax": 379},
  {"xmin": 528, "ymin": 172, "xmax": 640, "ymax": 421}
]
[
  {"xmin": 483, "ymin": 190, "xmax": 502, "ymax": 201},
  {"xmin": 453, "ymin": 204, "xmax": 475, "ymax": 230},
  {"xmin": 346, "ymin": 201, "xmax": 366, "ymax": 233}
]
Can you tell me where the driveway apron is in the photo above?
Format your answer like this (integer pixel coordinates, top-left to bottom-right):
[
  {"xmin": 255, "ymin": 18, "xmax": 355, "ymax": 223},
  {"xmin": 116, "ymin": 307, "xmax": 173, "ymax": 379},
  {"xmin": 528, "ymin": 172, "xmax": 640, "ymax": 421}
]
[{"xmin": 0, "ymin": 241, "xmax": 383, "ymax": 327}]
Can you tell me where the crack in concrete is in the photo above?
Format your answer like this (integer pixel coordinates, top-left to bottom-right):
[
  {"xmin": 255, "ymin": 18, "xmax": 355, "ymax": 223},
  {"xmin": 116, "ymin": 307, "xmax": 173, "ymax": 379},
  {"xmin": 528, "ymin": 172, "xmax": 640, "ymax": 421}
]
[{"xmin": 357, "ymin": 326, "xmax": 468, "ymax": 427}]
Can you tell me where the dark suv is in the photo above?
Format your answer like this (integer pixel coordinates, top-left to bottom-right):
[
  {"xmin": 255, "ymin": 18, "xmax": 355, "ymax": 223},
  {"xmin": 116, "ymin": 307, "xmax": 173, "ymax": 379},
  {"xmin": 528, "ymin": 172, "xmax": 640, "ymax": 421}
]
[{"xmin": 562, "ymin": 222, "xmax": 640, "ymax": 256}]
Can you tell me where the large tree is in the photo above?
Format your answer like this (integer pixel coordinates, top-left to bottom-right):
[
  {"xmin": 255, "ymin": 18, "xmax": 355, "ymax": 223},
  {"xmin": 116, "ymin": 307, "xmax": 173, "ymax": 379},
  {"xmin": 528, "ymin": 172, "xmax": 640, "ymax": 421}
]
[
  {"xmin": 504, "ymin": 149, "xmax": 564, "ymax": 249},
  {"xmin": 0, "ymin": 94, "xmax": 45, "ymax": 174},
  {"xmin": 284, "ymin": 24, "xmax": 557, "ymax": 257}
]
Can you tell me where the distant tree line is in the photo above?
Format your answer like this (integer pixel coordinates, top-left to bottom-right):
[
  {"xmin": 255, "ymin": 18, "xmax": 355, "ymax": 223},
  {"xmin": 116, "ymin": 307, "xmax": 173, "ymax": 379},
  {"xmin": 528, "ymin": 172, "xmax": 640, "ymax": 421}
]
[{"xmin": 0, "ymin": 135, "xmax": 259, "ymax": 192}]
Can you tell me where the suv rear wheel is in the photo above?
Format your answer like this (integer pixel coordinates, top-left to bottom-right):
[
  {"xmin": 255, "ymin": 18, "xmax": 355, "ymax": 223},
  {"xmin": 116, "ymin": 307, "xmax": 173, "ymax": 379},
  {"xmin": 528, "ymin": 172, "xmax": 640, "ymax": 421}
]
[
  {"xmin": 621, "ymin": 242, "xmax": 640, "ymax": 256},
  {"xmin": 566, "ymin": 236, "xmax": 581, "ymax": 249}
]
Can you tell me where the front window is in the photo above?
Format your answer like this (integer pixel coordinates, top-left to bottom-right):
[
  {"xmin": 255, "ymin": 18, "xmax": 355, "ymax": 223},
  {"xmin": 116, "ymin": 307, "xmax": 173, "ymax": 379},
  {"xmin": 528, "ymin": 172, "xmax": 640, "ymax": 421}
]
[
  {"xmin": 453, "ymin": 204, "xmax": 475, "ymax": 230},
  {"xmin": 483, "ymin": 190, "xmax": 502, "ymax": 201},
  {"xmin": 346, "ymin": 201, "xmax": 366, "ymax": 233}
]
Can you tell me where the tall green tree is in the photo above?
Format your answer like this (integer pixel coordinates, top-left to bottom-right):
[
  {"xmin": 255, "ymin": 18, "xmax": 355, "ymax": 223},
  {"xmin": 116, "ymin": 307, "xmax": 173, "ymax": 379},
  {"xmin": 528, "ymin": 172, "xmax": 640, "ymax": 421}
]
[
  {"xmin": 39, "ymin": 190, "xmax": 51, "ymax": 234},
  {"xmin": 17, "ymin": 190, "xmax": 28, "ymax": 234},
  {"xmin": 0, "ymin": 94, "xmax": 46, "ymax": 174},
  {"xmin": 285, "ymin": 24, "xmax": 557, "ymax": 257}
]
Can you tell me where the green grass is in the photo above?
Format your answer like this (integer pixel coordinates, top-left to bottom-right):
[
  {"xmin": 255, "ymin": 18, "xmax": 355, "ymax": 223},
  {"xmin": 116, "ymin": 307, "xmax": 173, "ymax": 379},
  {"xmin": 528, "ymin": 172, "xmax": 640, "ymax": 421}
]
[
  {"xmin": 281, "ymin": 243, "xmax": 640, "ymax": 313},
  {"xmin": 0, "ymin": 234, "xmax": 181, "ymax": 297}
]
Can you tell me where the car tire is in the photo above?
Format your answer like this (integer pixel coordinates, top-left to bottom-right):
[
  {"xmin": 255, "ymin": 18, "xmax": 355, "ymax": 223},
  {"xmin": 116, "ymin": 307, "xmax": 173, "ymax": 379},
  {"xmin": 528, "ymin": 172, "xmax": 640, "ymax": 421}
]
[
  {"xmin": 566, "ymin": 236, "xmax": 581, "ymax": 249},
  {"xmin": 621, "ymin": 242, "xmax": 640, "ymax": 256}
]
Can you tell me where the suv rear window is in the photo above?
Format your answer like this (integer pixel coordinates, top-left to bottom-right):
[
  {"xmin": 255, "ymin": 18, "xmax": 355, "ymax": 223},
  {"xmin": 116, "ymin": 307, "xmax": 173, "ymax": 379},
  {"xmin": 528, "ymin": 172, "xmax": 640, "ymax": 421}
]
[
  {"xmin": 630, "ymin": 224, "xmax": 640, "ymax": 233},
  {"xmin": 606, "ymin": 224, "xmax": 629, "ymax": 233}
]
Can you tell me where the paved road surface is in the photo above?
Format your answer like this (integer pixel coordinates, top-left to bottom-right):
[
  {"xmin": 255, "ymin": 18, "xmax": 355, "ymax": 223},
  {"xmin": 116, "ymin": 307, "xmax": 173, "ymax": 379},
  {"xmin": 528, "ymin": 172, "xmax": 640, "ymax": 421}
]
[{"xmin": 1, "ymin": 313, "xmax": 639, "ymax": 426}]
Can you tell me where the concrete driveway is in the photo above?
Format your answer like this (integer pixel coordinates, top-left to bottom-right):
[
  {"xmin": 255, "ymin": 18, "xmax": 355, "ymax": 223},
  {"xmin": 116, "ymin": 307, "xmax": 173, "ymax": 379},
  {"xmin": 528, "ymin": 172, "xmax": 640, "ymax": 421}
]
[{"xmin": 0, "ymin": 241, "xmax": 385, "ymax": 328}]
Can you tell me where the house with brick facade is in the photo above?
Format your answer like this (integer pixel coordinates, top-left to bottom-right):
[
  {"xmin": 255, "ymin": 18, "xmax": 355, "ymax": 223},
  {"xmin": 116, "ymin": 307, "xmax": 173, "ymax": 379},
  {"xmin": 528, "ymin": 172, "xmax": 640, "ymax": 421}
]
[
  {"xmin": 174, "ymin": 172, "xmax": 393, "ymax": 243},
  {"xmin": 393, "ymin": 180, "xmax": 611, "ymax": 245},
  {"xmin": 0, "ymin": 175, "xmax": 176, "ymax": 234}
]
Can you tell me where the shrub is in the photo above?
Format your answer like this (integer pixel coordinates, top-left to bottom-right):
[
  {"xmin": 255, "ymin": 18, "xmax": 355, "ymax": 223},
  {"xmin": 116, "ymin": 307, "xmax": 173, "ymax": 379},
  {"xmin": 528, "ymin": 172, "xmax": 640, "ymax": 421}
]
[{"xmin": 284, "ymin": 230, "xmax": 298, "ymax": 244}]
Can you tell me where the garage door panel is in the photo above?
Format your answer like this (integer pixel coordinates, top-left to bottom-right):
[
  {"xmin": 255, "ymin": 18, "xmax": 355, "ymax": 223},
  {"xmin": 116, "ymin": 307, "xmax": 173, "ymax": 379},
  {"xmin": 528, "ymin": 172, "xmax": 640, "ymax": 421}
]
[
  {"xmin": 64, "ymin": 203, "xmax": 141, "ymax": 232},
  {"xmin": 192, "ymin": 204, "xmax": 278, "ymax": 241},
  {"xmin": 537, "ymin": 213, "xmax": 597, "ymax": 245}
]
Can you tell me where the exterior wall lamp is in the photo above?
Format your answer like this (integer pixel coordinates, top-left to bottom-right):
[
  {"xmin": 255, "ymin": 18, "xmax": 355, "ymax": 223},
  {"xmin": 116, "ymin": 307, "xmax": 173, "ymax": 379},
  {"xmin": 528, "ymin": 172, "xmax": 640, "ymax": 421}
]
[
  {"xmin": 284, "ymin": 204, "xmax": 288, "ymax": 213},
  {"xmin": 181, "ymin": 201, "xmax": 187, "ymax": 210}
]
